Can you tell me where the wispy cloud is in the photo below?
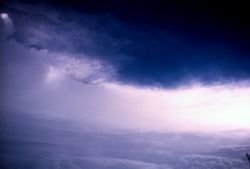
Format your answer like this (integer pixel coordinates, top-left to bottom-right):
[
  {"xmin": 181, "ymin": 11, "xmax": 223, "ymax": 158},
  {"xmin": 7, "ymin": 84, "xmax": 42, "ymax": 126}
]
[{"xmin": 43, "ymin": 53, "xmax": 115, "ymax": 86}]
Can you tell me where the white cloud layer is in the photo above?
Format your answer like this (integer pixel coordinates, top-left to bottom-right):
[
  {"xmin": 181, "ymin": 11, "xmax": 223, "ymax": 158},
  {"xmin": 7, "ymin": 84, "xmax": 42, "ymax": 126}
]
[{"xmin": 100, "ymin": 82, "xmax": 250, "ymax": 132}]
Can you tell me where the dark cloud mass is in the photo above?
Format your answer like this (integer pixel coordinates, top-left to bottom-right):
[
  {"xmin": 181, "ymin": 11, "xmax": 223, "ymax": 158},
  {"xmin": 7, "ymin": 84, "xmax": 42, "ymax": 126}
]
[{"xmin": 2, "ymin": 0, "xmax": 250, "ymax": 87}]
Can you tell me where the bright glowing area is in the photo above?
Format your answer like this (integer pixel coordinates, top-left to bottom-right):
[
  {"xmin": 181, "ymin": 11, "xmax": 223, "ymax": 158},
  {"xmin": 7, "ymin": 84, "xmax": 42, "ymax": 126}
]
[
  {"xmin": 101, "ymin": 83, "xmax": 250, "ymax": 132},
  {"xmin": 1, "ymin": 13, "xmax": 9, "ymax": 19},
  {"xmin": 45, "ymin": 66, "xmax": 65, "ymax": 84}
]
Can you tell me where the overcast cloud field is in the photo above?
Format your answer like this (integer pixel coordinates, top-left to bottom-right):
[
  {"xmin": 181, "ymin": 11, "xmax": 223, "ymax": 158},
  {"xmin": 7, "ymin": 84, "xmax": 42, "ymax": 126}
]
[{"xmin": 1, "ymin": 111, "xmax": 250, "ymax": 169}]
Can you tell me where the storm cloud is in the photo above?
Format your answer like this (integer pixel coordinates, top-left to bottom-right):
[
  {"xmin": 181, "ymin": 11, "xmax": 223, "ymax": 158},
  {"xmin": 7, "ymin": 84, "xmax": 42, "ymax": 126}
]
[{"xmin": 1, "ymin": 1, "xmax": 250, "ymax": 169}]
